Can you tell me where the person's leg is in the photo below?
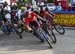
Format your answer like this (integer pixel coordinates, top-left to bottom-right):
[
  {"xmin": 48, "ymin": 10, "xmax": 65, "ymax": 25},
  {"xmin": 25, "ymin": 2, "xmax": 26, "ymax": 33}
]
[{"xmin": 32, "ymin": 21, "xmax": 39, "ymax": 28}]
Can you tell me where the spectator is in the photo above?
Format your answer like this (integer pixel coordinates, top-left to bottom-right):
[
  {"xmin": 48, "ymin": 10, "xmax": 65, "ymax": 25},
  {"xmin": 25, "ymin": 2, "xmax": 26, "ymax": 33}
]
[
  {"xmin": 3, "ymin": 1, "xmax": 8, "ymax": 7},
  {"xmin": 0, "ymin": 5, "xmax": 3, "ymax": 21},
  {"xmin": 11, "ymin": 2, "xmax": 18, "ymax": 10},
  {"xmin": 16, "ymin": 8, "xmax": 22, "ymax": 19},
  {"xmin": 4, "ymin": 2, "xmax": 11, "ymax": 12}
]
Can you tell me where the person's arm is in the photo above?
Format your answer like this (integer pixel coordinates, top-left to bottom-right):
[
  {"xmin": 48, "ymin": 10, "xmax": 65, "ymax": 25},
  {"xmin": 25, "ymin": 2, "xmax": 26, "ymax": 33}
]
[
  {"xmin": 33, "ymin": 12, "xmax": 45, "ymax": 21},
  {"xmin": 50, "ymin": 11, "xmax": 55, "ymax": 16},
  {"xmin": 46, "ymin": 11, "xmax": 54, "ymax": 18},
  {"xmin": 46, "ymin": 11, "xmax": 56, "ymax": 22},
  {"xmin": 36, "ymin": 15, "xmax": 45, "ymax": 21}
]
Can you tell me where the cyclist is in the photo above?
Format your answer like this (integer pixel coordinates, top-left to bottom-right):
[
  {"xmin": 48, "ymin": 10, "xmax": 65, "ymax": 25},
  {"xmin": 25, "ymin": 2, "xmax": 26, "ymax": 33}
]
[
  {"xmin": 39, "ymin": 6, "xmax": 55, "ymax": 28},
  {"xmin": 39, "ymin": 6, "xmax": 54, "ymax": 20},
  {"xmin": 25, "ymin": 9, "xmax": 46, "ymax": 32}
]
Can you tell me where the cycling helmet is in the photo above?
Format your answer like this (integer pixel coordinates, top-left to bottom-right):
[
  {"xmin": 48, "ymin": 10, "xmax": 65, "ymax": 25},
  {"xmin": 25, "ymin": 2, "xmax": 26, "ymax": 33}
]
[{"xmin": 45, "ymin": 7, "xmax": 49, "ymax": 11}]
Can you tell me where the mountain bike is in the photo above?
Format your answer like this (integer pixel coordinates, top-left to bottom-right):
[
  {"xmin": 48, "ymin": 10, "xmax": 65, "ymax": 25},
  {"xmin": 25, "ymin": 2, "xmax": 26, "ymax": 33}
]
[{"xmin": 30, "ymin": 21, "xmax": 53, "ymax": 48}]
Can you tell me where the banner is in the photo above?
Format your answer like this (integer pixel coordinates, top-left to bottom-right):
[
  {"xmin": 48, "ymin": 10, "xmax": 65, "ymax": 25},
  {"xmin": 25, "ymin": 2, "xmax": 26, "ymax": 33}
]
[{"xmin": 55, "ymin": 14, "xmax": 75, "ymax": 26}]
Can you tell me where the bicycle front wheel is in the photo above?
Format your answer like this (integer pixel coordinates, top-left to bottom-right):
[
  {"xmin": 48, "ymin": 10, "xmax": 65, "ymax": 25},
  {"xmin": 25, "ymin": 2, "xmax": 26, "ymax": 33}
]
[
  {"xmin": 42, "ymin": 25, "xmax": 56, "ymax": 43},
  {"xmin": 39, "ymin": 28, "xmax": 53, "ymax": 48},
  {"xmin": 54, "ymin": 24, "xmax": 65, "ymax": 34}
]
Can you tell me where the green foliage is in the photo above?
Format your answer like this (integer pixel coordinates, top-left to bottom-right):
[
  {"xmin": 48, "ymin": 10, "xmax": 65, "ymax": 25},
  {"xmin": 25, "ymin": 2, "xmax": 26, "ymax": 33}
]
[{"xmin": 24, "ymin": 0, "xmax": 30, "ymax": 4}]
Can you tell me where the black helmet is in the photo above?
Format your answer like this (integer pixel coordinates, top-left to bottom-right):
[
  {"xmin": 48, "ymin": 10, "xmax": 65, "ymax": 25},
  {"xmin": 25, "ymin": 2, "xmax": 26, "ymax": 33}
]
[{"xmin": 45, "ymin": 7, "xmax": 49, "ymax": 11}]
